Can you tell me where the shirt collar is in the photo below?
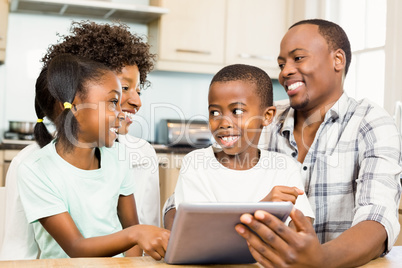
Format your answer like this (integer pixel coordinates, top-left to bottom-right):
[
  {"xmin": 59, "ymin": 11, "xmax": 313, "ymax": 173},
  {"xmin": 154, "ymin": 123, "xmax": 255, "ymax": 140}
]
[
  {"xmin": 324, "ymin": 92, "xmax": 349, "ymax": 122},
  {"xmin": 278, "ymin": 92, "xmax": 349, "ymax": 135}
]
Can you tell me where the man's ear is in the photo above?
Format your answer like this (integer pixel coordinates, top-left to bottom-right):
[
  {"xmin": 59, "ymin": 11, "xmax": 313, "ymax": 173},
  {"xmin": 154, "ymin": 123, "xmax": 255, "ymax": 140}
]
[
  {"xmin": 262, "ymin": 106, "xmax": 276, "ymax": 127},
  {"xmin": 334, "ymin": 49, "xmax": 346, "ymax": 73}
]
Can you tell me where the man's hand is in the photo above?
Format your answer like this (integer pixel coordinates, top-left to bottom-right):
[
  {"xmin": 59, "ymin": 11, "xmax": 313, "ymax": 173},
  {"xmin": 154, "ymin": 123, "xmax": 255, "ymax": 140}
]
[
  {"xmin": 235, "ymin": 208, "xmax": 325, "ymax": 268},
  {"xmin": 260, "ymin": 186, "xmax": 304, "ymax": 204}
]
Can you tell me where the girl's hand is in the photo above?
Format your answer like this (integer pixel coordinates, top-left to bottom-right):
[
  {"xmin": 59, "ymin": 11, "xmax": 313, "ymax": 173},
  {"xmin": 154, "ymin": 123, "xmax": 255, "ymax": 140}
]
[
  {"xmin": 133, "ymin": 225, "xmax": 170, "ymax": 260},
  {"xmin": 260, "ymin": 186, "xmax": 304, "ymax": 204}
]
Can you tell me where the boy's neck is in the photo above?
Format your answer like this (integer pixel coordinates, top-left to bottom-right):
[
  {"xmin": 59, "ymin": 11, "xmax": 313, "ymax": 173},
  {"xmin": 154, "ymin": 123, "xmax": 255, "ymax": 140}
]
[{"xmin": 215, "ymin": 149, "xmax": 260, "ymax": 170}]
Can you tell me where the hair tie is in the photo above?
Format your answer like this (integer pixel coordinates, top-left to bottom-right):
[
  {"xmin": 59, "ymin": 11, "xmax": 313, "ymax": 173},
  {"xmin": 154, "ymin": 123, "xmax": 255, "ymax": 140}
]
[
  {"xmin": 37, "ymin": 118, "xmax": 43, "ymax": 123},
  {"xmin": 64, "ymin": 102, "xmax": 72, "ymax": 110}
]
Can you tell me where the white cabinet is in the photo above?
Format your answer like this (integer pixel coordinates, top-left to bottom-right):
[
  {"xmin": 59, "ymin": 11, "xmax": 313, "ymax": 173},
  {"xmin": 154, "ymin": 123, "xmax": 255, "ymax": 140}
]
[
  {"xmin": 225, "ymin": 0, "xmax": 288, "ymax": 78},
  {"xmin": 148, "ymin": 0, "xmax": 226, "ymax": 74},
  {"xmin": 148, "ymin": 0, "xmax": 290, "ymax": 78},
  {"xmin": 0, "ymin": 0, "xmax": 9, "ymax": 63}
]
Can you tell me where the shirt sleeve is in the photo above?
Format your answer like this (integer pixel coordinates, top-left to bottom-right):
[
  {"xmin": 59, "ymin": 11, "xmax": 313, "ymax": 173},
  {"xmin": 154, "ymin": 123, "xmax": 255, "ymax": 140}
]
[
  {"xmin": 118, "ymin": 162, "xmax": 135, "ymax": 197},
  {"xmin": 353, "ymin": 108, "xmax": 402, "ymax": 254},
  {"xmin": 17, "ymin": 162, "xmax": 67, "ymax": 224}
]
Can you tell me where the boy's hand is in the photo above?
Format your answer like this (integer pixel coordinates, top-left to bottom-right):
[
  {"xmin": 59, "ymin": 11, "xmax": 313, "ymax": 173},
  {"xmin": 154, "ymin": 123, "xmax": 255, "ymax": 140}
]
[
  {"xmin": 134, "ymin": 225, "xmax": 170, "ymax": 260},
  {"xmin": 260, "ymin": 186, "xmax": 304, "ymax": 204}
]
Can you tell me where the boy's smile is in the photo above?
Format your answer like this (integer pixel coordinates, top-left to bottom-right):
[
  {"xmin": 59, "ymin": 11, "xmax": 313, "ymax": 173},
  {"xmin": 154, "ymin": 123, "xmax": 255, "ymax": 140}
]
[{"xmin": 218, "ymin": 135, "xmax": 240, "ymax": 147}]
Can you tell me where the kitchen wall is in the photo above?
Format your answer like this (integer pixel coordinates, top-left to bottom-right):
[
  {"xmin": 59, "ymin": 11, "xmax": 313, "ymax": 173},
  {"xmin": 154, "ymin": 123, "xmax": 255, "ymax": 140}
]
[{"xmin": 0, "ymin": 11, "xmax": 287, "ymax": 143}]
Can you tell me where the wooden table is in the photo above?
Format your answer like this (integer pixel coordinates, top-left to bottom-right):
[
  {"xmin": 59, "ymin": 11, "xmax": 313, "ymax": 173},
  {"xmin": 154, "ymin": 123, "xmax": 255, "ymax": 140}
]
[{"xmin": 1, "ymin": 247, "xmax": 401, "ymax": 267}]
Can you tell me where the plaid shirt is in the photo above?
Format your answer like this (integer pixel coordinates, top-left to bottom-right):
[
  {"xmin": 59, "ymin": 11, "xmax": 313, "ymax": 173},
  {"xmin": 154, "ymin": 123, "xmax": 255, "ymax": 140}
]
[{"xmin": 259, "ymin": 93, "xmax": 402, "ymax": 252}]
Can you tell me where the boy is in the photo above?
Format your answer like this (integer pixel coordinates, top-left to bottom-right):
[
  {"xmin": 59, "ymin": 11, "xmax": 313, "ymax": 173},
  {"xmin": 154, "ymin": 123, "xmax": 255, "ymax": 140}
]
[{"xmin": 173, "ymin": 64, "xmax": 314, "ymax": 223}]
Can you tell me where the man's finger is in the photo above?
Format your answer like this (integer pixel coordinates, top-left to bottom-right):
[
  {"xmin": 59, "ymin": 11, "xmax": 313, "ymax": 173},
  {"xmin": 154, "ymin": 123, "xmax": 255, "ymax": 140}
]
[
  {"xmin": 288, "ymin": 208, "xmax": 315, "ymax": 233},
  {"xmin": 235, "ymin": 223, "xmax": 283, "ymax": 267},
  {"xmin": 239, "ymin": 213, "xmax": 291, "ymax": 252}
]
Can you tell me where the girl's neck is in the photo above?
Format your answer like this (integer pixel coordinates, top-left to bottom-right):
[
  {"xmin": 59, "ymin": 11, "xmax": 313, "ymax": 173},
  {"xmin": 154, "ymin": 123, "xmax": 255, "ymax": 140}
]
[
  {"xmin": 55, "ymin": 142, "xmax": 100, "ymax": 170},
  {"xmin": 215, "ymin": 149, "xmax": 260, "ymax": 171}
]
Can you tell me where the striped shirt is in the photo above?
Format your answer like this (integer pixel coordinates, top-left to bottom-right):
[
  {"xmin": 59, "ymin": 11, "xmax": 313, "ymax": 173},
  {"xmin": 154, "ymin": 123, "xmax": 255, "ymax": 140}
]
[{"xmin": 259, "ymin": 93, "xmax": 402, "ymax": 252}]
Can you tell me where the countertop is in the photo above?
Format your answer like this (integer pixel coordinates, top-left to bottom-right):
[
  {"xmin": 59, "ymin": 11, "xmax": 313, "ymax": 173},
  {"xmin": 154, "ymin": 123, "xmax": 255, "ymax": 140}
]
[
  {"xmin": 0, "ymin": 140, "xmax": 199, "ymax": 155},
  {"xmin": 1, "ymin": 247, "xmax": 401, "ymax": 267}
]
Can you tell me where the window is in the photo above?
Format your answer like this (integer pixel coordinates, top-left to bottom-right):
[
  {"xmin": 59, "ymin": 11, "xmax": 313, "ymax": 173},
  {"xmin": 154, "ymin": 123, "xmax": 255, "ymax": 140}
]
[{"xmin": 326, "ymin": 0, "xmax": 386, "ymax": 107}]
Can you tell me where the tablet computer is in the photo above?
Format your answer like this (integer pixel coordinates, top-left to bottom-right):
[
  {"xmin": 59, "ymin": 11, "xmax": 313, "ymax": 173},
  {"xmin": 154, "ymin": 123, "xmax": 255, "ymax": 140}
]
[{"xmin": 164, "ymin": 202, "xmax": 293, "ymax": 265}]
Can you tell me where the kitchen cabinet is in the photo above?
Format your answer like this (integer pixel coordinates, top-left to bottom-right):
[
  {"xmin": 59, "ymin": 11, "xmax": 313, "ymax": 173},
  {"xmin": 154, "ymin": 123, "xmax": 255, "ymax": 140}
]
[
  {"xmin": 148, "ymin": 0, "xmax": 226, "ymax": 74},
  {"xmin": 148, "ymin": 0, "xmax": 290, "ymax": 78},
  {"xmin": 9, "ymin": 0, "xmax": 168, "ymax": 24},
  {"xmin": 157, "ymin": 152, "xmax": 184, "ymax": 224},
  {"xmin": 0, "ymin": 149, "xmax": 19, "ymax": 187},
  {"xmin": 0, "ymin": 0, "xmax": 8, "ymax": 63},
  {"xmin": 225, "ymin": 0, "xmax": 288, "ymax": 78},
  {"xmin": 0, "ymin": 151, "xmax": 3, "ymax": 187}
]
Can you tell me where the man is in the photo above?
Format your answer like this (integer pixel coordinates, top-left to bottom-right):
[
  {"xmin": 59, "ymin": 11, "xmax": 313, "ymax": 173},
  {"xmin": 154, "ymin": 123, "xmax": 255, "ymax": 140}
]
[{"xmin": 235, "ymin": 19, "xmax": 402, "ymax": 267}]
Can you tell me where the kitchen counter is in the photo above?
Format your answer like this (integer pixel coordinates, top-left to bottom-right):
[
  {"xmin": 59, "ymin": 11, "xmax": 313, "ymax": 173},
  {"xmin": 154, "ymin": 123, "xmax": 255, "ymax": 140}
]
[
  {"xmin": 0, "ymin": 139, "xmax": 35, "ymax": 150},
  {"xmin": 1, "ymin": 247, "xmax": 401, "ymax": 267},
  {"xmin": 0, "ymin": 140, "xmax": 199, "ymax": 155}
]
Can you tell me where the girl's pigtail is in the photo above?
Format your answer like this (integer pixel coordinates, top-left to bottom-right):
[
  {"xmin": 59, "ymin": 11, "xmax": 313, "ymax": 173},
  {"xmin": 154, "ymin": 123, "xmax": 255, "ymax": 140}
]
[
  {"xmin": 34, "ymin": 99, "xmax": 53, "ymax": 148},
  {"xmin": 47, "ymin": 54, "xmax": 80, "ymax": 151},
  {"xmin": 34, "ymin": 68, "xmax": 54, "ymax": 148}
]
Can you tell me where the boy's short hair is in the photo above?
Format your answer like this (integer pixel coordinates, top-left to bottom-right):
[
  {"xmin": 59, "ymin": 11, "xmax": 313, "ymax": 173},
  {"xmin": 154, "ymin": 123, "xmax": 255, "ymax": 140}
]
[
  {"xmin": 290, "ymin": 19, "xmax": 352, "ymax": 75},
  {"xmin": 210, "ymin": 64, "xmax": 273, "ymax": 108}
]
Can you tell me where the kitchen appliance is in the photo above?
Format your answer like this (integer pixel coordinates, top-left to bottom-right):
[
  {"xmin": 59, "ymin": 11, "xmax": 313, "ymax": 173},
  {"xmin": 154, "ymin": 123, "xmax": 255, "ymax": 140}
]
[
  {"xmin": 157, "ymin": 119, "xmax": 212, "ymax": 148},
  {"xmin": 3, "ymin": 131, "xmax": 35, "ymax": 141},
  {"xmin": 3, "ymin": 121, "xmax": 36, "ymax": 141},
  {"xmin": 8, "ymin": 121, "xmax": 36, "ymax": 134}
]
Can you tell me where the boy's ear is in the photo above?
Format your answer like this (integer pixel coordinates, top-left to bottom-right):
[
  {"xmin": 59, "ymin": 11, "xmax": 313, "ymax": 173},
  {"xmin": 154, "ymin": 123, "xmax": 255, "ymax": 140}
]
[
  {"xmin": 334, "ymin": 49, "xmax": 346, "ymax": 73},
  {"xmin": 262, "ymin": 106, "xmax": 276, "ymax": 127}
]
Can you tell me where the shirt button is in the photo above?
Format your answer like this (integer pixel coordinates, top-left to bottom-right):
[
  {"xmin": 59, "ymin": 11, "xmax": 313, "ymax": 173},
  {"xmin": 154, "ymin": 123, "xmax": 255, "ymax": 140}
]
[
  {"xmin": 303, "ymin": 166, "xmax": 308, "ymax": 171},
  {"xmin": 291, "ymin": 152, "xmax": 297, "ymax": 157}
]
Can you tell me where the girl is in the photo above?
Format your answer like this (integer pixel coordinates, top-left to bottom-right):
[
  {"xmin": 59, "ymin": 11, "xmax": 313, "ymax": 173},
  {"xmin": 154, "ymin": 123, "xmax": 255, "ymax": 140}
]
[
  {"xmin": 42, "ymin": 21, "xmax": 161, "ymax": 227},
  {"xmin": 17, "ymin": 54, "xmax": 169, "ymax": 259}
]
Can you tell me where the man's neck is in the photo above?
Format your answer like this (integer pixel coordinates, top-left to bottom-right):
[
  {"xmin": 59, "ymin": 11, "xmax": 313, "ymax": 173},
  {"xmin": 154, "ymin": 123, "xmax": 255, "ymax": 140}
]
[{"xmin": 292, "ymin": 91, "xmax": 343, "ymax": 163}]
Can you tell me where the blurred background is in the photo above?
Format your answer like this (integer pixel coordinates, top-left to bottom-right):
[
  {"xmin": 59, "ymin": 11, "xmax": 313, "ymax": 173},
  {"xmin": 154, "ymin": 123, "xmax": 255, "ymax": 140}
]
[{"xmin": 0, "ymin": 0, "xmax": 401, "ymax": 142}]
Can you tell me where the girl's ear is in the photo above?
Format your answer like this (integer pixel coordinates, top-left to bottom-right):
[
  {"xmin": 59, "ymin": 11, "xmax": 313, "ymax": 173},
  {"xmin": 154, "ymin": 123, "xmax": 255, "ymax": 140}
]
[
  {"xmin": 262, "ymin": 106, "xmax": 276, "ymax": 127},
  {"xmin": 334, "ymin": 49, "xmax": 346, "ymax": 73}
]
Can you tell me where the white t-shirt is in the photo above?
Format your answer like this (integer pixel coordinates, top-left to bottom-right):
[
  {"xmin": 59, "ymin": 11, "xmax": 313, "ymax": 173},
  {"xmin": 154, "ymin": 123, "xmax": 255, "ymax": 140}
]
[
  {"xmin": 17, "ymin": 141, "xmax": 134, "ymax": 259},
  {"xmin": 117, "ymin": 134, "xmax": 160, "ymax": 226},
  {"xmin": 0, "ymin": 143, "xmax": 40, "ymax": 260},
  {"xmin": 175, "ymin": 145, "xmax": 314, "ymax": 220}
]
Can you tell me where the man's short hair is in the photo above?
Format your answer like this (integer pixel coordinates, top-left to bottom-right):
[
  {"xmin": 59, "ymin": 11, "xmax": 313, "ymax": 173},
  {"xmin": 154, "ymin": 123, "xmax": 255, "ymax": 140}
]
[{"xmin": 290, "ymin": 19, "xmax": 352, "ymax": 75}]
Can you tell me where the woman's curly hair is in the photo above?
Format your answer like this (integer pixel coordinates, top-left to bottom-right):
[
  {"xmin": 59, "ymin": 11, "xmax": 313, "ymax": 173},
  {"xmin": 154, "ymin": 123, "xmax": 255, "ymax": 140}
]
[{"xmin": 41, "ymin": 20, "xmax": 155, "ymax": 89}]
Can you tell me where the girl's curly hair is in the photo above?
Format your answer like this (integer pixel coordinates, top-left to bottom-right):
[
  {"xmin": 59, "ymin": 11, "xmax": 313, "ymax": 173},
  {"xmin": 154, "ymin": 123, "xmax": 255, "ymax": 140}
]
[{"xmin": 41, "ymin": 20, "xmax": 155, "ymax": 89}]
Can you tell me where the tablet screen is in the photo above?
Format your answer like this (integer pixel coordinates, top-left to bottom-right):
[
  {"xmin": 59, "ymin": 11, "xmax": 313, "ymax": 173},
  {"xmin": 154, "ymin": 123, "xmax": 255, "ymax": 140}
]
[{"xmin": 164, "ymin": 202, "xmax": 293, "ymax": 265}]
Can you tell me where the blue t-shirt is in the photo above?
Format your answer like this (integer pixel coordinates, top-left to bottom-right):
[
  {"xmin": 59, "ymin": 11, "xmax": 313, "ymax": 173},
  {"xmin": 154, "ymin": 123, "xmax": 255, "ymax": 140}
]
[{"xmin": 18, "ymin": 141, "xmax": 134, "ymax": 259}]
